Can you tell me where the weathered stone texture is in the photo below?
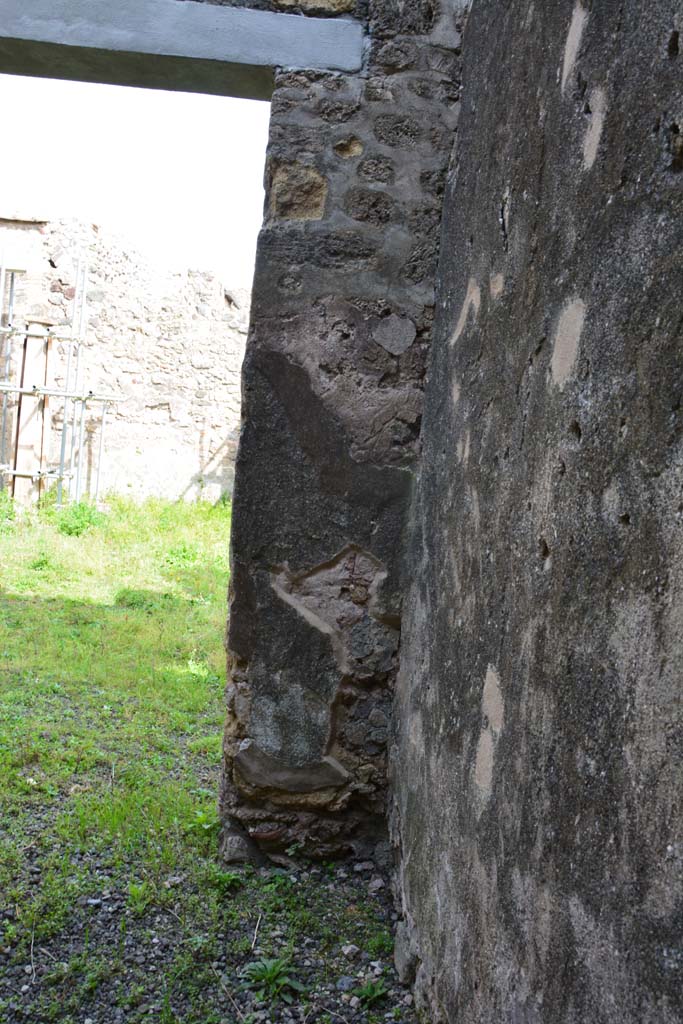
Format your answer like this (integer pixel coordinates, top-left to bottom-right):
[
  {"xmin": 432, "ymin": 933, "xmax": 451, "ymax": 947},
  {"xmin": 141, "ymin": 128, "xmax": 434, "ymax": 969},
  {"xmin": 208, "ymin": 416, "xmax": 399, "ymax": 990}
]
[
  {"xmin": 220, "ymin": 1, "xmax": 465, "ymax": 857},
  {"xmin": 0, "ymin": 218, "xmax": 247, "ymax": 500},
  {"xmin": 392, "ymin": 1, "xmax": 683, "ymax": 1021}
]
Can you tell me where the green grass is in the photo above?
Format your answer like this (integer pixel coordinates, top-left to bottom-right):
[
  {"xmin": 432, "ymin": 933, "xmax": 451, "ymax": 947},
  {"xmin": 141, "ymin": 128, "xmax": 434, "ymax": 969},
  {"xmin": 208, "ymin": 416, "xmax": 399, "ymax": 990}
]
[
  {"xmin": 0, "ymin": 494, "xmax": 403, "ymax": 1024},
  {"xmin": 0, "ymin": 496, "xmax": 231, "ymax": 936},
  {"xmin": 0, "ymin": 495, "xmax": 230, "ymax": 812}
]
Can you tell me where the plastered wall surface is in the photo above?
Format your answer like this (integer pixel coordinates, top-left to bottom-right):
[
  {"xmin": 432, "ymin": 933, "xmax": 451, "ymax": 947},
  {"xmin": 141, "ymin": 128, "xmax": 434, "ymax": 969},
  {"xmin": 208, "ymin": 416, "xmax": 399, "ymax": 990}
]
[
  {"xmin": 0, "ymin": 219, "xmax": 247, "ymax": 502},
  {"xmin": 392, "ymin": 2, "xmax": 683, "ymax": 1021}
]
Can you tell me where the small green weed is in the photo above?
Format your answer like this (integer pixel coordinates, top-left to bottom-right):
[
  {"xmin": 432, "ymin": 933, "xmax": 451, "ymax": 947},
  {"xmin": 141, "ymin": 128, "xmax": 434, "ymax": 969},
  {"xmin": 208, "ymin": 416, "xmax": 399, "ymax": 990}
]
[
  {"xmin": 367, "ymin": 928, "xmax": 394, "ymax": 956},
  {"xmin": 160, "ymin": 992, "xmax": 182, "ymax": 1024},
  {"xmin": 227, "ymin": 934, "xmax": 253, "ymax": 956},
  {"xmin": 202, "ymin": 863, "xmax": 243, "ymax": 894},
  {"xmin": 165, "ymin": 541, "xmax": 199, "ymax": 567},
  {"xmin": 240, "ymin": 956, "xmax": 306, "ymax": 1004},
  {"xmin": 29, "ymin": 552, "xmax": 52, "ymax": 571},
  {"xmin": 117, "ymin": 982, "xmax": 145, "ymax": 1009},
  {"xmin": 355, "ymin": 978, "xmax": 389, "ymax": 1007},
  {"xmin": 127, "ymin": 880, "xmax": 154, "ymax": 915},
  {"xmin": 185, "ymin": 806, "xmax": 221, "ymax": 840},
  {"xmin": 52, "ymin": 501, "xmax": 106, "ymax": 537}
]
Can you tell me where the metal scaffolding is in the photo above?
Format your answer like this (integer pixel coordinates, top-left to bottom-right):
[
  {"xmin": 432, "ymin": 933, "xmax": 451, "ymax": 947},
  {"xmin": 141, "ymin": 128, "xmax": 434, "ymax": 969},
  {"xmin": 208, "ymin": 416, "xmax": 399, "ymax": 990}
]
[{"xmin": 0, "ymin": 256, "xmax": 121, "ymax": 505}]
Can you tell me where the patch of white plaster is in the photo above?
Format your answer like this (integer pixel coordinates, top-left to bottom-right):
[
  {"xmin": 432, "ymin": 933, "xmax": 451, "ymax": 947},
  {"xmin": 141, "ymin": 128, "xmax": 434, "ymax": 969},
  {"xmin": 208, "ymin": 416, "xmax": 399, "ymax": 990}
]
[
  {"xmin": 469, "ymin": 484, "xmax": 480, "ymax": 537},
  {"xmin": 456, "ymin": 429, "xmax": 470, "ymax": 465},
  {"xmin": 452, "ymin": 378, "xmax": 461, "ymax": 406},
  {"xmin": 474, "ymin": 729, "xmax": 495, "ymax": 797},
  {"xmin": 583, "ymin": 86, "xmax": 607, "ymax": 170},
  {"xmin": 408, "ymin": 709, "xmax": 424, "ymax": 753},
  {"xmin": 489, "ymin": 272, "xmax": 505, "ymax": 300},
  {"xmin": 474, "ymin": 665, "xmax": 504, "ymax": 803},
  {"xmin": 482, "ymin": 664, "xmax": 505, "ymax": 734},
  {"xmin": 450, "ymin": 277, "xmax": 481, "ymax": 346},
  {"xmin": 601, "ymin": 480, "xmax": 620, "ymax": 522},
  {"xmin": 550, "ymin": 297, "xmax": 586, "ymax": 388},
  {"xmin": 561, "ymin": 3, "xmax": 589, "ymax": 96}
]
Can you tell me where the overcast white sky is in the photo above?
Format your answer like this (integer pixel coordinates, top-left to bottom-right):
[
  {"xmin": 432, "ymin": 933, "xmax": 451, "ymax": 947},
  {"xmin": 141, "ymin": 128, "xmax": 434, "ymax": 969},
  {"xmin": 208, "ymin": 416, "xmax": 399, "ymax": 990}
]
[{"xmin": 0, "ymin": 74, "xmax": 270, "ymax": 287}]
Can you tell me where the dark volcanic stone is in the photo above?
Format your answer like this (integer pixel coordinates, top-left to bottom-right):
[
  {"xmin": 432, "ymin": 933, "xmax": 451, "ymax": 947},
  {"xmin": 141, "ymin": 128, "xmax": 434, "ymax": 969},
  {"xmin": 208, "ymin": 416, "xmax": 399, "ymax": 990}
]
[
  {"xmin": 373, "ymin": 114, "xmax": 422, "ymax": 147},
  {"xmin": 343, "ymin": 187, "xmax": 396, "ymax": 225}
]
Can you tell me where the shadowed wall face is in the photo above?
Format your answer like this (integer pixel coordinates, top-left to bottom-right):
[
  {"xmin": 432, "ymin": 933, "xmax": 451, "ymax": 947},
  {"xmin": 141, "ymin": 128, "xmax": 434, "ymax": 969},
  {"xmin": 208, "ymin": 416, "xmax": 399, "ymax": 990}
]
[{"xmin": 392, "ymin": 1, "xmax": 683, "ymax": 1021}]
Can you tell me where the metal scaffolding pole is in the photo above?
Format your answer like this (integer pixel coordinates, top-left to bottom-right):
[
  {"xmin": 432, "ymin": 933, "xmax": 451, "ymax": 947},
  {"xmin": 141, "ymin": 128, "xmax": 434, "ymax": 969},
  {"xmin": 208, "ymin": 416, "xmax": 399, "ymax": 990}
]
[
  {"xmin": 56, "ymin": 339, "xmax": 74, "ymax": 506},
  {"xmin": 0, "ymin": 383, "xmax": 120, "ymax": 402},
  {"xmin": 74, "ymin": 398, "xmax": 86, "ymax": 502},
  {"xmin": 68, "ymin": 340, "xmax": 81, "ymax": 499},
  {"xmin": 66, "ymin": 260, "xmax": 87, "ymax": 502},
  {"xmin": 94, "ymin": 402, "xmax": 109, "ymax": 503},
  {"xmin": 0, "ymin": 250, "xmax": 122, "ymax": 504},
  {"xmin": 0, "ymin": 265, "xmax": 18, "ymax": 482}
]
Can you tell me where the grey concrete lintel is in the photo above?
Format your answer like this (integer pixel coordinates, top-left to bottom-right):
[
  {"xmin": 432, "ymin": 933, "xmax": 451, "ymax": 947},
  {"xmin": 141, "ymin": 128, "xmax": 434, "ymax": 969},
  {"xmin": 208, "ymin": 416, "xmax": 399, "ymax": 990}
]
[{"xmin": 0, "ymin": 0, "xmax": 364, "ymax": 100}]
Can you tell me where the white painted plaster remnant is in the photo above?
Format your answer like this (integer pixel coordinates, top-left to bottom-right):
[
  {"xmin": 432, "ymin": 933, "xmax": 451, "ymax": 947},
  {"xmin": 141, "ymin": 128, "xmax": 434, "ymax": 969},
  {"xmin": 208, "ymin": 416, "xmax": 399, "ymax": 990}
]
[
  {"xmin": 456, "ymin": 429, "xmax": 470, "ymax": 465},
  {"xmin": 474, "ymin": 665, "xmax": 504, "ymax": 803},
  {"xmin": 601, "ymin": 480, "xmax": 620, "ymax": 522},
  {"xmin": 550, "ymin": 297, "xmax": 586, "ymax": 388},
  {"xmin": 489, "ymin": 272, "xmax": 505, "ymax": 300},
  {"xmin": 450, "ymin": 277, "xmax": 481, "ymax": 346},
  {"xmin": 583, "ymin": 86, "xmax": 607, "ymax": 170},
  {"xmin": 561, "ymin": 3, "xmax": 589, "ymax": 95}
]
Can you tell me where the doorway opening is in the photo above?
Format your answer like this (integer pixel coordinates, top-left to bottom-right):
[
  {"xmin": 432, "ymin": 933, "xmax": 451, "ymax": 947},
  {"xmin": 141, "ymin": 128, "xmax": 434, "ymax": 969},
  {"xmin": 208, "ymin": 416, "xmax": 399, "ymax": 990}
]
[{"xmin": 0, "ymin": 72, "xmax": 275, "ymax": 1021}]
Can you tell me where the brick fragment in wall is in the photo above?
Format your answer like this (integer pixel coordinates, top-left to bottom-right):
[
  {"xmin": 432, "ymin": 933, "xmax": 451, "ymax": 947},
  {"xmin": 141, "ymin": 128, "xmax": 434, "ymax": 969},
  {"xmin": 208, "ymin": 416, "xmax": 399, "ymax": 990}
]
[
  {"xmin": 0, "ymin": 217, "xmax": 247, "ymax": 502},
  {"xmin": 220, "ymin": 3, "xmax": 464, "ymax": 857}
]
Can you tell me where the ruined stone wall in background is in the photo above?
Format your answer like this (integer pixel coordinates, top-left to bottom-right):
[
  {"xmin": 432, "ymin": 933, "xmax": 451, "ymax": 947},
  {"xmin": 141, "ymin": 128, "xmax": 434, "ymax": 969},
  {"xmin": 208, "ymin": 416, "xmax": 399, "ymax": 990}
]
[
  {"xmin": 0, "ymin": 218, "xmax": 247, "ymax": 502},
  {"xmin": 220, "ymin": 1, "xmax": 466, "ymax": 860},
  {"xmin": 392, "ymin": 2, "xmax": 683, "ymax": 1021}
]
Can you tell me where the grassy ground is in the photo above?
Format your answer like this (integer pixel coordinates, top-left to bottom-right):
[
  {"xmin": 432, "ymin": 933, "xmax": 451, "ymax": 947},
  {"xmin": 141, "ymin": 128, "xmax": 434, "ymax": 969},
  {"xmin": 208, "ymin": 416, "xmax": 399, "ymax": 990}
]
[{"xmin": 0, "ymin": 496, "xmax": 412, "ymax": 1024}]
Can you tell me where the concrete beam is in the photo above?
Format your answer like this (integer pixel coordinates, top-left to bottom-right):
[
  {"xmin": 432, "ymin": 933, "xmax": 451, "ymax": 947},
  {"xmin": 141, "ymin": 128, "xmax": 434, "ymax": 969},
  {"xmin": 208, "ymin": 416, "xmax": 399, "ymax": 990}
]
[{"xmin": 0, "ymin": 0, "xmax": 364, "ymax": 100}]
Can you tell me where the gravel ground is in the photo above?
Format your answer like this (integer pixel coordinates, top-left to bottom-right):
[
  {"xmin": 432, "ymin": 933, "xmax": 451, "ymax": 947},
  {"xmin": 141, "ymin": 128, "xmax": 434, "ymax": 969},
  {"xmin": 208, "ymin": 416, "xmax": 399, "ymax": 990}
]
[{"xmin": 0, "ymin": 822, "xmax": 418, "ymax": 1024}]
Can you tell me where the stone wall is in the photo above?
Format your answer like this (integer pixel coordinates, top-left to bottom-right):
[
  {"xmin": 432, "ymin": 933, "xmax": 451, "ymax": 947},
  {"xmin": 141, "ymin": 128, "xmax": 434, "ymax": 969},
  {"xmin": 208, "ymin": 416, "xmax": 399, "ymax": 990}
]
[
  {"xmin": 392, "ymin": 1, "xmax": 683, "ymax": 1021},
  {"xmin": 1, "ymin": 2, "xmax": 680, "ymax": 1020},
  {"xmin": 0, "ymin": 218, "xmax": 247, "ymax": 502},
  {"xmin": 219, "ymin": 0, "xmax": 466, "ymax": 860}
]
